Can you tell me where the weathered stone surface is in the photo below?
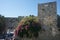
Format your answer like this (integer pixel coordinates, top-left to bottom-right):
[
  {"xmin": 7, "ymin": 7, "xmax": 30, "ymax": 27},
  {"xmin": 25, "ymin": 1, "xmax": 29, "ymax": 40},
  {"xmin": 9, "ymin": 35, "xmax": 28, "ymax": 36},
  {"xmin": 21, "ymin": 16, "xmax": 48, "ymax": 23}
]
[{"xmin": 38, "ymin": 2, "xmax": 58, "ymax": 37}]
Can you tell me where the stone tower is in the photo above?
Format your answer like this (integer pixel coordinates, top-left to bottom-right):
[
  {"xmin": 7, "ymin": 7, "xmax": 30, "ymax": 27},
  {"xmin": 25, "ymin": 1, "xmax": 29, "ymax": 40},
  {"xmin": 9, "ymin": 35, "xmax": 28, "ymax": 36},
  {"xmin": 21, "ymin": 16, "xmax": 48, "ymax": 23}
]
[{"xmin": 38, "ymin": 2, "xmax": 58, "ymax": 36}]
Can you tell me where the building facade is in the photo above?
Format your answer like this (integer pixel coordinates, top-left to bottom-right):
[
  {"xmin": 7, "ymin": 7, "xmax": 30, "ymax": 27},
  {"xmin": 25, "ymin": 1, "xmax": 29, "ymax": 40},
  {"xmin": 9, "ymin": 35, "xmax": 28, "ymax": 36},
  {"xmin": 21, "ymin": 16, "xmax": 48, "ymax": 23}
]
[
  {"xmin": 38, "ymin": 2, "xmax": 58, "ymax": 36},
  {"xmin": 5, "ymin": 16, "xmax": 24, "ymax": 33},
  {"xmin": 5, "ymin": 17, "xmax": 18, "ymax": 33}
]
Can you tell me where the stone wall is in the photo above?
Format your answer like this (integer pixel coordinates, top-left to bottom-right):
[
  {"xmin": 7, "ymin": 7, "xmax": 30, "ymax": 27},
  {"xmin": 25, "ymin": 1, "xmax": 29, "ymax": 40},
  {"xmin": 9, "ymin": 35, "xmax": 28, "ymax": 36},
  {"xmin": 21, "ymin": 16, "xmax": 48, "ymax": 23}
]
[
  {"xmin": 14, "ymin": 31, "xmax": 60, "ymax": 40},
  {"xmin": 38, "ymin": 2, "xmax": 58, "ymax": 36}
]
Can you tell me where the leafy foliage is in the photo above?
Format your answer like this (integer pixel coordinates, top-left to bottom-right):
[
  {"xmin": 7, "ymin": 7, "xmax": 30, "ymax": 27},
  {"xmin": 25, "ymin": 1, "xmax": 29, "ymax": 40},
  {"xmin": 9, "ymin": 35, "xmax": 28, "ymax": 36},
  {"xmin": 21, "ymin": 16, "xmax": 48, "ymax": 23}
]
[
  {"xmin": 18, "ymin": 16, "xmax": 24, "ymax": 22},
  {"xmin": 14, "ymin": 15, "xmax": 41, "ymax": 38},
  {"xmin": 57, "ymin": 15, "xmax": 60, "ymax": 31},
  {"xmin": 0, "ymin": 15, "xmax": 6, "ymax": 34}
]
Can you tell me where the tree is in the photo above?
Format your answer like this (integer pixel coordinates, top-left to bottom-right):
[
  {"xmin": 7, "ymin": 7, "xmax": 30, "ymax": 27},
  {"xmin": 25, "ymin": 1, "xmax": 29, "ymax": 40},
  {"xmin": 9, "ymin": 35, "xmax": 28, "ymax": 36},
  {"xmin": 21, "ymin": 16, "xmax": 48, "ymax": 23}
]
[
  {"xmin": 0, "ymin": 15, "xmax": 6, "ymax": 34},
  {"xmin": 18, "ymin": 16, "xmax": 24, "ymax": 22},
  {"xmin": 57, "ymin": 15, "xmax": 60, "ymax": 31}
]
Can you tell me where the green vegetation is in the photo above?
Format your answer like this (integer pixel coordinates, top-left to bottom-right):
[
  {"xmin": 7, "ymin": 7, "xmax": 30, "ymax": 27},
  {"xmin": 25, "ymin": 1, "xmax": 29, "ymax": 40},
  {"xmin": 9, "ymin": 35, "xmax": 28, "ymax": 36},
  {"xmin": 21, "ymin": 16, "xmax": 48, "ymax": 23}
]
[
  {"xmin": 18, "ymin": 16, "xmax": 24, "ymax": 22},
  {"xmin": 0, "ymin": 15, "xmax": 6, "ymax": 34},
  {"xmin": 14, "ymin": 15, "xmax": 41, "ymax": 38},
  {"xmin": 57, "ymin": 15, "xmax": 60, "ymax": 31}
]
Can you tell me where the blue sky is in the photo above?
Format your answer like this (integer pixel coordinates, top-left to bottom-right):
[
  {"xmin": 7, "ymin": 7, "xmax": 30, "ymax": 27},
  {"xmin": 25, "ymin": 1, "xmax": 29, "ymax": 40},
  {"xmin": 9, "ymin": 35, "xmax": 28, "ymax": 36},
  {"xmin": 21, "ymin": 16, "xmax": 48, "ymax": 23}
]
[{"xmin": 0, "ymin": 0, "xmax": 60, "ymax": 17}]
